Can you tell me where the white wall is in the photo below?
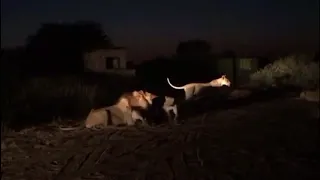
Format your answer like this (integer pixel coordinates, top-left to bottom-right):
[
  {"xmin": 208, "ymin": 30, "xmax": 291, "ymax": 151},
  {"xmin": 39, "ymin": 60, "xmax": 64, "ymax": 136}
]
[{"xmin": 84, "ymin": 48, "xmax": 129, "ymax": 73}]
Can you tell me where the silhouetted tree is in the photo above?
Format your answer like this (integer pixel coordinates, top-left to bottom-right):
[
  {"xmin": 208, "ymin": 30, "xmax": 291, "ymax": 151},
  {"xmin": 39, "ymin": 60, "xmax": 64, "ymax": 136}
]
[
  {"xmin": 220, "ymin": 50, "xmax": 236, "ymax": 58},
  {"xmin": 1, "ymin": 47, "xmax": 26, "ymax": 115},
  {"xmin": 176, "ymin": 39, "xmax": 211, "ymax": 57},
  {"xmin": 313, "ymin": 52, "xmax": 319, "ymax": 62},
  {"xmin": 135, "ymin": 56, "xmax": 182, "ymax": 97},
  {"xmin": 24, "ymin": 21, "xmax": 113, "ymax": 75},
  {"xmin": 136, "ymin": 56, "xmax": 175, "ymax": 84},
  {"xmin": 1, "ymin": 47, "xmax": 25, "ymax": 79},
  {"xmin": 175, "ymin": 39, "xmax": 214, "ymax": 81}
]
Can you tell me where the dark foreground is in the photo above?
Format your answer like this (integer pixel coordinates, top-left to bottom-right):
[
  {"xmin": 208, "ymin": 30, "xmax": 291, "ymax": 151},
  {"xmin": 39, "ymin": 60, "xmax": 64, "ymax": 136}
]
[{"xmin": 1, "ymin": 98, "xmax": 319, "ymax": 180}]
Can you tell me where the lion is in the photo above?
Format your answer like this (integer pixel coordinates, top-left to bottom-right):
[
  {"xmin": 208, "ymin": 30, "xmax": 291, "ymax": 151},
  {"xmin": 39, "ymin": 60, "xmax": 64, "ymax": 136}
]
[
  {"xmin": 166, "ymin": 75, "xmax": 231, "ymax": 101},
  {"xmin": 59, "ymin": 90, "xmax": 152, "ymax": 131},
  {"xmin": 143, "ymin": 92, "xmax": 179, "ymax": 125}
]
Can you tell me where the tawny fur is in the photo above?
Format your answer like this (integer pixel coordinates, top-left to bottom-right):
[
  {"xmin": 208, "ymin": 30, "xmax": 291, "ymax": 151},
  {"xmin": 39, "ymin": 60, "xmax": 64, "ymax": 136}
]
[
  {"xmin": 84, "ymin": 106, "xmax": 143, "ymax": 128},
  {"xmin": 167, "ymin": 75, "xmax": 231, "ymax": 100},
  {"xmin": 59, "ymin": 91, "xmax": 151, "ymax": 130},
  {"xmin": 85, "ymin": 90, "xmax": 151, "ymax": 128}
]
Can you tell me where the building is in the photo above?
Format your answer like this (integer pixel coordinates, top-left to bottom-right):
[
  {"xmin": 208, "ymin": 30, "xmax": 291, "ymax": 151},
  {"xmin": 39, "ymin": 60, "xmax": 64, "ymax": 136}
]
[{"xmin": 83, "ymin": 47, "xmax": 135, "ymax": 76}]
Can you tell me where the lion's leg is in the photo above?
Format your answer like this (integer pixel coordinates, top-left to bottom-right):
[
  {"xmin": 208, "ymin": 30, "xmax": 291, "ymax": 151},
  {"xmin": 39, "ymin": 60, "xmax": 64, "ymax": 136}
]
[
  {"xmin": 194, "ymin": 86, "xmax": 201, "ymax": 96},
  {"xmin": 131, "ymin": 110, "xmax": 149, "ymax": 127},
  {"xmin": 163, "ymin": 105, "xmax": 180, "ymax": 125},
  {"xmin": 171, "ymin": 104, "xmax": 180, "ymax": 124},
  {"xmin": 185, "ymin": 87, "xmax": 194, "ymax": 100}
]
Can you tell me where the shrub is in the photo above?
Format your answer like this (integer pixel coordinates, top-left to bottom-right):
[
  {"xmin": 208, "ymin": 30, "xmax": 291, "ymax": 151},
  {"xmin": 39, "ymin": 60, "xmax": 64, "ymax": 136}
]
[
  {"xmin": 250, "ymin": 55, "xmax": 319, "ymax": 89},
  {"xmin": 1, "ymin": 73, "xmax": 137, "ymax": 131}
]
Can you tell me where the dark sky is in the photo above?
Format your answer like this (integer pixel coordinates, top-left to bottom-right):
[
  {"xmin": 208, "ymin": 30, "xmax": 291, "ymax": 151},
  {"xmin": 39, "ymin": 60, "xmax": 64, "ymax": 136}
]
[{"xmin": 1, "ymin": 0, "xmax": 319, "ymax": 60}]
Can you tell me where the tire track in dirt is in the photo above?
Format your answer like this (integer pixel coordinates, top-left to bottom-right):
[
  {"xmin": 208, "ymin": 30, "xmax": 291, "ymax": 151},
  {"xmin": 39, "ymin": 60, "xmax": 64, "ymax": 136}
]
[
  {"xmin": 52, "ymin": 129, "xmax": 167, "ymax": 179},
  {"xmin": 4, "ymin": 98, "xmax": 318, "ymax": 179},
  {"xmin": 51, "ymin": 128, "xmax": 205, "ymax": 179}
]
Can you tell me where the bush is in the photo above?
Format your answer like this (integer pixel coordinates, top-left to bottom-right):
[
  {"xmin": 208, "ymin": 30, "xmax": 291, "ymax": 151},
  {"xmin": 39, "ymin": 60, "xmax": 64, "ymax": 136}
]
[
  {"xmin": 1, "ymin": 73, "xmax": 137, "ymax": 131},
  {"xmin": 250, "ymin": 55, "xmax": 319, "ymax": 89}
]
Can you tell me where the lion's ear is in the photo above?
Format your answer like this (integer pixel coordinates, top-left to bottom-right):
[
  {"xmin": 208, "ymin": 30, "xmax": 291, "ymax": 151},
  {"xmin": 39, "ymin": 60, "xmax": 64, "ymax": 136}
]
[
  {"xmin": 132, "ymin": 91, "xmax": 140, "ymax": 97},
  {"xmin": 133, "ymin": 91, "xmax": 144, "ymax": 100},
  {"xmin": 146, "ymin": 92, "xmax": 157, "ymax": 99}
]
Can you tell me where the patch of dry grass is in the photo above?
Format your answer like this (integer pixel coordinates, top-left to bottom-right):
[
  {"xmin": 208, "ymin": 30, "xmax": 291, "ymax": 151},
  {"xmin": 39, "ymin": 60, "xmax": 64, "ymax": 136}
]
[{"xmin": 1, "ymin": 73, "xmax": 137, "ymax": 133}]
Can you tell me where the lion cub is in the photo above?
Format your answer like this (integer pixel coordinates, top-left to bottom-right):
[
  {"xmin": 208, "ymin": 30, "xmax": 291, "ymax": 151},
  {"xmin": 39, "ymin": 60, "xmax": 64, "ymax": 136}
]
[{"xmin": 166, "ymin": 75, "xmax": 231, "ymax": 101}]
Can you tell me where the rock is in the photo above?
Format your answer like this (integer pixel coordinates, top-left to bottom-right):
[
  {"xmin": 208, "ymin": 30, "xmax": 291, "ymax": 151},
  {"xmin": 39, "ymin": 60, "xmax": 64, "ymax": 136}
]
[
  {"xmin": 299, "ymin": 89, "xmax": 319, "ymax": 102},
  {"xmin": 229, "ymin": 89, "xmax": 252, "ymax": 99}
]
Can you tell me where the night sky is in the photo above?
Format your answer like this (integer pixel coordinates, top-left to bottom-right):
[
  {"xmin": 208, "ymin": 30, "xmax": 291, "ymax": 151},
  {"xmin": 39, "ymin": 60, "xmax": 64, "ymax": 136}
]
[{"xmin": 1, "ymin": 0, "xmax": 319, "ymax": 61}]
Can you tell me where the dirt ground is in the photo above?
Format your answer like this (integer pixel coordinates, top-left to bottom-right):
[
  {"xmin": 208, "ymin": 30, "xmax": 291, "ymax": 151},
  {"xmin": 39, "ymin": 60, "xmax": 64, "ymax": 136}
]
[{"xmin": 1, "ymin": 98, "xmax": 319, "ymax": 180}]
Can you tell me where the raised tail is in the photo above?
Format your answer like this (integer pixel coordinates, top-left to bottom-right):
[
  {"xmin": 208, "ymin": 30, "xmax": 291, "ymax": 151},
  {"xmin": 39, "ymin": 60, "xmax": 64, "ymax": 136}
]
[{"xmin": 166, "ymin": 78, "xmax": 185, "ymax": 90}]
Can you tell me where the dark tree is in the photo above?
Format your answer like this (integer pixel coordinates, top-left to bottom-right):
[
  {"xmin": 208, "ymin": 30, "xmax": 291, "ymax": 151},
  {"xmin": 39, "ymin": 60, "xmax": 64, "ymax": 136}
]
[
  {"xmin": 313, "ymin": 52, "xmax": 319, "ymax": 62},
  {"xmin": 25, "ymin": 21, "xmax": 113, "ymax": 75},
  {"xmin": 176, "ymin": 39, "xmax": 211, "ymax": 57},
  {"xmin": 175, "ymin": 39, "xmax": 214, "ymax": 81},
  {"xmin": 1, "ymin": 47, "xmax": 25, "ymax": 92},
  {"xmin": 220, "ymin": 50, "xmax": 236, "ymax": 58},
  {"xmin": 135, "ymin": 56, "xmax": 182, "ymax": 97},
  {"xmin": 135, "ymin": 56, "xmax": 175, "ymax": 84}
]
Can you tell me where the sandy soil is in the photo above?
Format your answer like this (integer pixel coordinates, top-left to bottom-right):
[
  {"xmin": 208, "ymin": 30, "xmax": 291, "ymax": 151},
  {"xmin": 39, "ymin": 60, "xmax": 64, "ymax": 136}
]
[{"xmin": 1, "ymin": 97, "xmax": 319, "ymax": 180}]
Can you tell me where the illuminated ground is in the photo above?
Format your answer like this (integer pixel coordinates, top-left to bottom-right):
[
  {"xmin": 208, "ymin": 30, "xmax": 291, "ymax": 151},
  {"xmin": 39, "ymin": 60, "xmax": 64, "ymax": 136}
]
[{"xmin": 1, "ymin": 98, "xmax": 319, "ymax": 180}]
